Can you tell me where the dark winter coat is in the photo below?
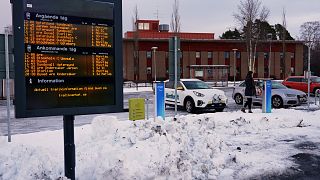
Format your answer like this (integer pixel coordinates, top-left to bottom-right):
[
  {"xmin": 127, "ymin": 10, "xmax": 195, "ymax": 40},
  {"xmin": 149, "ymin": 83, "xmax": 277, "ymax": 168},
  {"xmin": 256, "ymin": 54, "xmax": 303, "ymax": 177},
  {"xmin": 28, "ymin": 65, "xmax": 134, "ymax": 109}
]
[{"xmin": 244, "ymin": 75, "xmax": 256, "ymax": 96}]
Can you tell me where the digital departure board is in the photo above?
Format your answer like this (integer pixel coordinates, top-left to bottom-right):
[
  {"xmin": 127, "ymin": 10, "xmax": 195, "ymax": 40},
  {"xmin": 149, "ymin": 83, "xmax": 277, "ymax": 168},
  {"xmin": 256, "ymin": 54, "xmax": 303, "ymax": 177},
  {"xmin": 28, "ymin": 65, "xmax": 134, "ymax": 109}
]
[{"xmin": 13, "ymin": 0, "xmax": 123, "ymax": 118}]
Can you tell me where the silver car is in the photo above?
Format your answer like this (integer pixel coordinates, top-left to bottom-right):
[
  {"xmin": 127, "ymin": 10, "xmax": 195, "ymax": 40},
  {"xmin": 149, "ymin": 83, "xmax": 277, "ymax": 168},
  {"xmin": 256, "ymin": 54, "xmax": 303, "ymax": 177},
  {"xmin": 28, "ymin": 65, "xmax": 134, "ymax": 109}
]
[{"xmin": 232, "ymin": 80, "xmax": 307, "ymax": 108}]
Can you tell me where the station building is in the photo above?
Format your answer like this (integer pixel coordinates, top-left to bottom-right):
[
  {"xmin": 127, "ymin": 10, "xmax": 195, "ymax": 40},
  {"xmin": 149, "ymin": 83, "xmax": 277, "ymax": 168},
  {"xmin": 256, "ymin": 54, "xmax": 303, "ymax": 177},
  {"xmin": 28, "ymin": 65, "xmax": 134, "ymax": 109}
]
[{"xmin": 123, "ymin": 20, "xmax": 304, "ymax": 82}]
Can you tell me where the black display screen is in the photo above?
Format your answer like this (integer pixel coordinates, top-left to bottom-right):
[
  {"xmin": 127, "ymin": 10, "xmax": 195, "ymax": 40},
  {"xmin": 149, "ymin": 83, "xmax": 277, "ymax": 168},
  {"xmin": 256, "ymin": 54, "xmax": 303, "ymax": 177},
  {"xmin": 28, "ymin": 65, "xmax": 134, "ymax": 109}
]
[
  {"xmin": 13, "ymin": 0, "xmax": 123, "ymax": 117},
  {"xmin": 24, "ymin": 1, "xmax": 114, "ymax": 109}
]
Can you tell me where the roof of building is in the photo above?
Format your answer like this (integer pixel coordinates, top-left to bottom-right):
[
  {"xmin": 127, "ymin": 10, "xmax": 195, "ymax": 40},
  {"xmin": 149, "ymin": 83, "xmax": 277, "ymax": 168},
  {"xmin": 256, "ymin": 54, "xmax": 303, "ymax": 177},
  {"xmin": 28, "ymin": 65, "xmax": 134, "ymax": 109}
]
[
  {"xmin": 125, "ymin": 19, "xmax": 304, "ymax": 44},
  {"xmin": 123, "ymin": 37, "xmax": 304, "ymax": 44},
  {"xmin": 125, "ymin": 31, "xmax": 215, "ymax": 40},
  {"xmin": 127, "ymin": 19, "xmax": 215, "ymax": 40}
]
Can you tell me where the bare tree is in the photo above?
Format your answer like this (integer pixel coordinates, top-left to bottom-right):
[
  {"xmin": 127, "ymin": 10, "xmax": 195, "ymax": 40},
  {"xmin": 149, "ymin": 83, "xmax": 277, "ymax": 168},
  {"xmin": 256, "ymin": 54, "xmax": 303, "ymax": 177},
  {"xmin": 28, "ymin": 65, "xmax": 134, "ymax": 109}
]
[
  {"xmin": 171, "ymin": 0, "xmax": 181, "ymax": 34},
  {"xmin": 300, "ymin": 21, "xmax": 320, "ymax": 49},
  {"xmin": 234, "ymin": 0, "xmax": 269, "ymax": 72},
  {"xmin": 300, "ymin": 21, "xmax": 320, "ymax": 75},
  {"xmin": 132, "ymin": 5, "xmax": 140, "ymax": 83}
]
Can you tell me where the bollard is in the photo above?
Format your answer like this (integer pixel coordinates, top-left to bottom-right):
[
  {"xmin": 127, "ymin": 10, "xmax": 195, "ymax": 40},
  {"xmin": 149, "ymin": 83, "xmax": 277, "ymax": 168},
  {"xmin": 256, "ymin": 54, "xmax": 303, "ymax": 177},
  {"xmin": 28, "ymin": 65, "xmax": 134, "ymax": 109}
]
[{"xmin": 146, "ymin": 98, "xmax": 149, "ymax": 120}]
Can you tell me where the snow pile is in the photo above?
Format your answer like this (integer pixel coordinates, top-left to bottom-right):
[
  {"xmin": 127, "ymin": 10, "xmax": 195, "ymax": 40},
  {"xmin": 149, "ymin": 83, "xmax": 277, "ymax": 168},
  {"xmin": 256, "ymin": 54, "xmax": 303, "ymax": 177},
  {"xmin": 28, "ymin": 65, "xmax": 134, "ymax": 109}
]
[
  {"xmin": 0, "ymin": 136, "xmax": 65, "ymax": 179},
  {"xmin": 1, "ymin": 109, "xmax": 320, "ymax": 179}
]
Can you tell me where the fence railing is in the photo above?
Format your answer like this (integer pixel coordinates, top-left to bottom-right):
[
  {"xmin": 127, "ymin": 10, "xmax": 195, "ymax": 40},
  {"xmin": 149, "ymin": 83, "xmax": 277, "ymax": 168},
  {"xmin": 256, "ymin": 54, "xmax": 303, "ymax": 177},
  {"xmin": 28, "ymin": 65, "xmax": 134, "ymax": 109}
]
[{"xmin": 123, "ymin": 81, "xmax": 153, "ymax": 88}]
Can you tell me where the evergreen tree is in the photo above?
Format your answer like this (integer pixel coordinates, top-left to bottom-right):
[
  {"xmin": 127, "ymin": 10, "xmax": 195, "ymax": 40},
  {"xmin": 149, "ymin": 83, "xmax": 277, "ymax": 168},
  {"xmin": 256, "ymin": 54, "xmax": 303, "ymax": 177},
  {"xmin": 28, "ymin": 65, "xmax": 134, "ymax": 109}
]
[
  {"xmin": 220, "ymin": 28, "xmax": 242, "ymax": 39},
  {"xmin": 275, "ymin": 24, "xmax": 294, "ymax": 40}
]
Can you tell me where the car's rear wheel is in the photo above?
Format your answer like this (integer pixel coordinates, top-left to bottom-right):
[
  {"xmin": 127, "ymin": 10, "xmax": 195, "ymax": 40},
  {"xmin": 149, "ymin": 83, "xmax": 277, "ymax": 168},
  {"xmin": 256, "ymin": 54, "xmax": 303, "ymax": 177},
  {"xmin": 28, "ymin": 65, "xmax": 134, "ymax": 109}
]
[
  {"xmin": 272, "ymin": 96, "xmax": 283, "ymax": 108},
  {"xmin": 234, "ymin": 94, "xmax": 243, "ymax": 105},
  {"xmin": 184, "ymin": 98, "xmax": 195, "ymax": 113}
]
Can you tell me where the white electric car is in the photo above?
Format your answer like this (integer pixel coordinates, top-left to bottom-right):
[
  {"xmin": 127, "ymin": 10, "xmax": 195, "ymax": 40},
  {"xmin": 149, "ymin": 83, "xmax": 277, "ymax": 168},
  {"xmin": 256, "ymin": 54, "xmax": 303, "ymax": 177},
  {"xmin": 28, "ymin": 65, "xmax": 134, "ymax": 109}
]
[{"xmin": 165, "ymin": 79, "xmax": 228, "ymax": 113}]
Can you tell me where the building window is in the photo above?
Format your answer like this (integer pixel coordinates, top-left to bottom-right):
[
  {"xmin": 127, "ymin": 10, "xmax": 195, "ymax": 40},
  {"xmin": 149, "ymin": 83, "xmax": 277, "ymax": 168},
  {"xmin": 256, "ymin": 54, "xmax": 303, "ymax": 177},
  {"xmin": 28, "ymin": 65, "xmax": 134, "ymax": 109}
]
[
  {"xmin": 224, "ymin": 52, "xmax": 230, "ymax": 59},
  {"xmin": 133, "ymin": 51, "xmax": 138, "ymax": 58},
  {"xmin": 196, "ymin": 52, "xmax": 201, "ymax": 58},
  {"xmin": 291, "ymin": 53, "xmax": 295, "ymax": 75},
  {"xmin": 280, "ymin": 53, "xmax": 284, "ymax": 59},
  {"xmin": 264, "ymin": 52, "xmax": 269, "ymax": 77},
  {"xmin": 236, "ymin": 67, "xmax": 241, "ymax": 74},
  {"xmin": 236, "ymin": 52, "xmax": 241, "ymax": 59},
  {"xmin": 195, "ymin": 70, "xmax": 204, "ymax": 77},
  {"xmin": 138, "ymin": 23, "xmax": 144, "ymax": 30},
  {"xmin": 208, "ymin": 52, "xmax": 213, "ymax": 59},
  {"xmin": 146, "ymin": 51, "xmax": 152, "ymax": 59},
  {"xmin": 138, "ymin": 23, "xmax": 150, "ymax": 30},
  {"xmin": 143, "ymin": 23, "xmax": 149, "ymax": 30}
]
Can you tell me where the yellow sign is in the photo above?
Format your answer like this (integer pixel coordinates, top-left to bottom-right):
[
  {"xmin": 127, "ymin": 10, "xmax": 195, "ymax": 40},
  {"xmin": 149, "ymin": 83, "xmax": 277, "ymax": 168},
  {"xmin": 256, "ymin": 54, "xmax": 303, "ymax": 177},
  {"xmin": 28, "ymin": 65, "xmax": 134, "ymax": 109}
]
[{"xmin": 129, "ymin": 98, "xmax": 145, "ymax": 121}]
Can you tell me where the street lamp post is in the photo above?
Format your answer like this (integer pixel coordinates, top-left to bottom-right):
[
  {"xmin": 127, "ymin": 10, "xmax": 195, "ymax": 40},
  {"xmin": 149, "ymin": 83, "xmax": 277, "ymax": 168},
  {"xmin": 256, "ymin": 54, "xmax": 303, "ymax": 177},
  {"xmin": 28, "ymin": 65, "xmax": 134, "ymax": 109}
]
[
  {"xmin": 5, "ymin": 26, "xmax": 11, "ymax": 142},
  {"xmin": 151, "ymin": 47, "xmax": 158, "ymax": 120},
  {"xmin": 307, "ymin": 44, "xmax": 311, "ymax": 110},
  {"xmin": 232, "ymin": 49, "xmax": 238, "ymax": 86},
  {"xmin": 267, "ymin": 33, "xmax": 272, "ymax": 78},
  {"xmin": 151, "ymin": 47, "xmax": 158, "ymax": 82}
]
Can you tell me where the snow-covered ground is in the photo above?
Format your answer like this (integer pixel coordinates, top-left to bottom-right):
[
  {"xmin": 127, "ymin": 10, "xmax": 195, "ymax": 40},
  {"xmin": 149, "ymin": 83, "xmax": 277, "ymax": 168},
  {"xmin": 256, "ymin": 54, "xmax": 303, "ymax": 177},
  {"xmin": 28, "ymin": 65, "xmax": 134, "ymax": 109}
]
[{"xmin": 1, "ymin": 108, "xmax": 320, "ymax": 179}]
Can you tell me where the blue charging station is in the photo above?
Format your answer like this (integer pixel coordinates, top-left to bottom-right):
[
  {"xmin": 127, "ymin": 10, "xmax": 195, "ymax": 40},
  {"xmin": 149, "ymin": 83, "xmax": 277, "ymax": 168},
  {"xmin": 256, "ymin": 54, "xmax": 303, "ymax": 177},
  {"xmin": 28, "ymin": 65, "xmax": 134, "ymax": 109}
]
[
  {"xmin": 262, "ymin": 80, "xmax": 272, "ymax": 113},
  {"xmin": 155, "ymin": 82, "xmax": 165, "ymax": 120}
]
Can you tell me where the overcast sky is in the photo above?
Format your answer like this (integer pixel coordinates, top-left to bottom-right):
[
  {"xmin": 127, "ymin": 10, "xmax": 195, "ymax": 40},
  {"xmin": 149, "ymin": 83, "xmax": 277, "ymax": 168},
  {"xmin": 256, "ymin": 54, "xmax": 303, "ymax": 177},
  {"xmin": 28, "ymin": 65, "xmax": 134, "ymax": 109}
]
[{"xmin": 1, "ymin": 0, "xmax": 319, "ymax": 39}]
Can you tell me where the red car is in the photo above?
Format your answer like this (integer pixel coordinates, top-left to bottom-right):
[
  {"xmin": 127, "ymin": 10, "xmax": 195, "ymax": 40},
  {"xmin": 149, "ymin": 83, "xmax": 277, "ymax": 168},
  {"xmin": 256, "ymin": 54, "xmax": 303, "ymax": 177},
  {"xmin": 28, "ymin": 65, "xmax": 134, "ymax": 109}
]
[{"xmin": 282, "ymin": 76, "xmax": 320, "ymax": 94}]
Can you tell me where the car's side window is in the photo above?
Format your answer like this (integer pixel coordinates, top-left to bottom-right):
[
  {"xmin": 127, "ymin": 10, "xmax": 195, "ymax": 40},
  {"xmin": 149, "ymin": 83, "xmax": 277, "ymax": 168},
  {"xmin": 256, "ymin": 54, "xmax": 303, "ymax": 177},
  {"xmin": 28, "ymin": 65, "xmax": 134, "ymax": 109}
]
[
  {"xmin": 255, "ymin": 81, "xmax": 263, "ymax": 87},
  {"xmin": 165, "ymin": 81, "xmax": 174, "ymax": 89},
  {"xmin": 287, "ymin": 78, "xmax": 301, "ymax": 82},
  {"xmin": 177, "ymin": 82, "xmax": 184, "ymax": 90},
  {"xmin": 165, "ymin": 81, "xmax": 185, "ymax": 90},
  {"xmin": 287, "ymin": 78, "xmax": 293, "ymax": 82},
  {"xmin": 239, "ymin": 82, "xmax": 246, "ymax": 87}
]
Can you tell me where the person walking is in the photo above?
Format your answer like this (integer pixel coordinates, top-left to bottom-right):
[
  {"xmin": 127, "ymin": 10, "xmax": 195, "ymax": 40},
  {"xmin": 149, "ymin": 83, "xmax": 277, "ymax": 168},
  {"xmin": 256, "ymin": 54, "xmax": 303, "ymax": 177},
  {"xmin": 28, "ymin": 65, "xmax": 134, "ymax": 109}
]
[{"xmin": 241, "ymin": 71, "xmax": 256, "ymax": 113}]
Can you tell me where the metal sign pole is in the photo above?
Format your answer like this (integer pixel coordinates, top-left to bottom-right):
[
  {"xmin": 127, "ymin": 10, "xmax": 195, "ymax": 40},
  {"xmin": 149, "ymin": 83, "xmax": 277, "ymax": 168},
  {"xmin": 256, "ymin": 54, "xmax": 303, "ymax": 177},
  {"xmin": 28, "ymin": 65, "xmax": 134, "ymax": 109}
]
[
  {"xmin": 5, "ymin": 27, "xmax": 11, "ymax": 142},
  {"xmin": 154, "ymin": 83, "xmax": 157, "ymax": 120},
  {"xmin": 174, "ymin": 36, "xmax": 178, "ymax": 118},
  {"xmin": 233, "ymin": 51, "xmax": 236, "ymax": 86},
  {"xmin": 232, "ymin": 49, "xmax": 238, "ymax": 86},
  {"xmin": 269, "ymin": 40, "xmax": 272, "ymax": 78},
  {"xmin": 63, "ymin": 115, "xmax": 76, "ymax": 180},
  {"xmin": 307, "ymin": 45, "xmax": 311, "ymax": 110},
  {"xmin": 152, "ymin": 47, "xmax": 158, "ymax": 121}
]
